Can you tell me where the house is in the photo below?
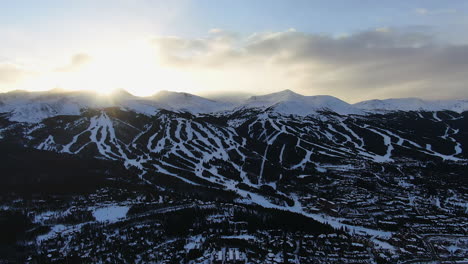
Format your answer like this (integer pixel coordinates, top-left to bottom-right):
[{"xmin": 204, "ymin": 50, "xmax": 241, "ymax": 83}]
[{"xmin": 212, "ymin": 248, "xmax": 247, "ymax": 264}]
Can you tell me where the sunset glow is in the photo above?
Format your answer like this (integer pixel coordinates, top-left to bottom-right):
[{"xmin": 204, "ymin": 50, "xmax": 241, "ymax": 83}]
[{"xmin": 2, "ymin": 1, "xmax": 468, "ymax": 102}]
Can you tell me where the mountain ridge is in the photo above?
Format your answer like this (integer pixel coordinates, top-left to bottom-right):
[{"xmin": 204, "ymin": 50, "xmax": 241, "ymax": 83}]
[
  {"xmin": 0, "ymin": 88, "xmax": 467, "ymax": 263},
  {"xmin": 1, "ymin": 88, "xmax": 468, "ymax": 122}
]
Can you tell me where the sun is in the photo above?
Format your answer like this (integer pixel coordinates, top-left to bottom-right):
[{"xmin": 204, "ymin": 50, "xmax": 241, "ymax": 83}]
[
  {"xmin": 47, "ymin": 40, "xmax": 167, "ymax": 96},
  {"xmin": 15, "ymin": 38, "xmax": 207, "ymax": 96},
  {"xmin": 95, "ymin": 87, "xmax": 119, "ymax": 95}
]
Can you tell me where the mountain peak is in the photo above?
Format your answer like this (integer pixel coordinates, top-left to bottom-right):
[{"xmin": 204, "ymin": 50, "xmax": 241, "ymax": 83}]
[
  {"xmin": 4, "ymin": 89, "xmax": 34, "ymax": 96},
  {"xmin": 248, "ymin": 89, "xmax": 303, "ymax": 102},
  {"xmin": 146, "ymin": 90, "xmax": 234, "ymax": 114},
  {"xmin": 276, "ymin": 89, "xmax": 299, "ymax": 95},
  {"xmin": 108, "ymin": 88, "xmax": 134, "ymax": 99},
  {"xmin": 243, "ymin": 90, "xmax": 362, "ymax": 115},
  {"xmin": 354, "ymin": 97, "xmax": 468, "ymax": 113},
  {"xmin": 151, "ymin": 90, "xmax": 204, "ymax": 101},
  {"xmin": 48, "ymin": 87, "xmax": 69, "ymax": 94},
  {"xmin": 266, "ymin": 89, "xmax": 302, "ymax": 97}
]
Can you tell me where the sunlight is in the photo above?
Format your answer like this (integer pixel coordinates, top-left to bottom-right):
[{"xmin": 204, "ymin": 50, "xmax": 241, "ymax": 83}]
[
  {"xmin": 95, "ymin": 87, "xmax": 118, "ymax": 95},
  {"xmin": 21, "ymin": 39, "xmax": 172, "ymax": 96},
  {"xmin": 76, "ymin": 40, "xmax": 159, "ymax": 95},
  {"xmin": 13, "ymin": 37, "xmax": 289, "ymax": 97}
]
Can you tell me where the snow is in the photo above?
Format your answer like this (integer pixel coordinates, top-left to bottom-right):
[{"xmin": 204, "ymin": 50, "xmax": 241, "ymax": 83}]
[
  {"xmin": 243, "ymin": 89, "xmax": 363, "ymax": 116},
  {"xmin": 184, "ymin": 235, "xmax": 205, "ymax": 251},
  {"xmin": 147, "ymin": 90, "xmax": 235, "ymax": 114},
  {"xmin": 316, "ymin": 166, "xmax": 327, "ymax": 173},
  {"xmin": 365, "ymin": 127, "xmax": 394, "ymax": 162},
  {"xmin": 339, "ymin": 121, "xmax": 364, "ymax": 148},
  {"xmin": 6, "ymin": 88, "xmax": 468, "ymax": 260},
  {"xmin": 231, "ymin": 185, "xmax": 393, "ymax": 240},
  {"xmin": 354, "ymin": 97, "xmax": 468, "ymax": 113},
  {"xmin": 221, "ymin": 235, "xmax": 256, "ymax": 240},
  {"xmin": 372, "ymin": 239, "xmax": 396, "ymax": 252},
  {"xmin": 446, "ymin": 244, "xmax": 466, "ymax": 254},
  {"xmin": 34, "ymin": 211, "xmax": 59, "ymax": 223},
  {"xmin": 0, "ymin": 90, "xmax": 114, "ymax": 123},
  {"xmin": 92, "ymin": 205, "xmax": 130, "ymax": 222},
  {"xmin": 2, "ymin": 89, "xmax": 467, "ymax": 123},
  {"xmin": 36, "ymin": 224, "xmax": 67, "ymax": 241},
  {"xmin": 258, "ymin": 145, "xmax": 269, "ymax": 184},
  {"xmin": 0, "ymin": 89, "xmax": 231, "ymax": 123}
]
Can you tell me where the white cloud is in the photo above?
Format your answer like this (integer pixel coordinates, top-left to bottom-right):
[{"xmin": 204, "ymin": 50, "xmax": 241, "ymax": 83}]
[
  {"xmin": 151, "ymin": 28, "xmax": 468, "ymax": 101},
  {"xmin": 2, "ymin": 28, "xmax": 468, "ymax": 102},
  {"xmin": 415, "ymin": 8, "xmax": 457, "ymax": 16},
  {"xmin": 0, "ymin": 64, "xmax": 35, "ymax": 90},
  {"xmin": 55, "ymin": 53, "xmax": 92, "ymax": 72}
]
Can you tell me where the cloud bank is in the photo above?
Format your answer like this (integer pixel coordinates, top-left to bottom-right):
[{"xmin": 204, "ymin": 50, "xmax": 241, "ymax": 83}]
[
  {"xmin": 153, "ymin": 28, "xmax": 468, "ymax": 101},
  {"xmin": 55, "ymin": 53, "xmax": 92, "ymax": 72},
  {"xmin": 0, "ymin": 64, "xmax": 34, "ymax": 90},
  {"xmin": 1, "ymin": 28, "xmax": 467, "ymax": 102}
]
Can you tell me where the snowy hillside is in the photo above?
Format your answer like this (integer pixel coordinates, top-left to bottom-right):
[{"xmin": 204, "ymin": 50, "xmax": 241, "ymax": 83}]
[
  {"xmin": 1, "ymin": 89, "xmax": 468, "ymax": 123},
  {"xmin": 354, "ymin": 98, "xmax": 468, "ymax": 113},
  {"xmin": 242, "ymin": 89, "xmax": 363, "ymax": 116},
  {"xmin": 0, "ymin": 90, "xmax": 115, "ymax": 123},
  {"xmin": 1, "ymin": 88, "xmax": 467, "ymax": 263},
  {"xmin": 0, "ymin": 89, "xmax": 231, "ymax": 123},
  {"xmin": 147, "ymin": 90, "xmax": 235, "ymax": 114}
]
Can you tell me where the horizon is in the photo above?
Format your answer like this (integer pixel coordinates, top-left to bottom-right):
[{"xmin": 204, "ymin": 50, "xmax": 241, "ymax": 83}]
[
  {"xmin": 1, "ymin": 1, "xmax": 468, "ymax": 102},
  {"xmin": 1, "ymin": 87, "xmax": 467, "ymax": 104},
  {"xmin": 1, "ymin": 3, "xmax": 467, "ymax": 261}
]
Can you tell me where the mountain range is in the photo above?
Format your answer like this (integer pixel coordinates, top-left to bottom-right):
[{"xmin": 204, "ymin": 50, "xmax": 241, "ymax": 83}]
[
  {"xmin": 1, "ymin": 88, "xmax": 467, "ymax": 123},
  {"xmin": 0, "ymin": 88, "xmax": 467, "ymax": 263}
]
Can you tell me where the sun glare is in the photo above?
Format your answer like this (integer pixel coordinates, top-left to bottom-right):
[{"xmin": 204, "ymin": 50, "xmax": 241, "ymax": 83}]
[
  {"xmin": 16, "ymin": 39, "xmax": 179, "ymax": 96},
  {"xmin": 95, "ymin": 87, "xmax": 118, "ymax": 95},
  {"xmin": 14, "ymin": 38, "xmax": 233, "ymax": 97},
  {"xmin": 76, "ymin": 40, "xmax": 160, "ymax": 95}
]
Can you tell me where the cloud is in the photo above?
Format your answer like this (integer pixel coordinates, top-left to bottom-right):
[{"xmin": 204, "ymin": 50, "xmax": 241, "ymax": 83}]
[
  {"xmin": 0, "ymin": 53, "xmax": 91, "ymax": 92},
  {"xmin": 0, "ymin": 64, "xmax": 34, "ymax": 90},
  {"xmin": 151, "ymin": 28, "xmax": 468, "ymax": 101},
  {"xmin": 2, "ymin": 29, "xmax": 467, "ymax": 102},
  {"xmin": 55, "ymin": 53, "xmax": 92, "ymax": 72},
  {"xmin": 415, "ymin": 8, "xmax": 457, "ymax": 16},
  {"xmin": 152, "ymin": 30, "xmax": 242, "ymax": 68}
]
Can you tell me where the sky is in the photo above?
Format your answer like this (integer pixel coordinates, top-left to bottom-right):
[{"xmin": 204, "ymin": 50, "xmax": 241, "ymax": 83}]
[{"xmin": 1, "ymin": 0, "xmax": 468, "ymax": 102}]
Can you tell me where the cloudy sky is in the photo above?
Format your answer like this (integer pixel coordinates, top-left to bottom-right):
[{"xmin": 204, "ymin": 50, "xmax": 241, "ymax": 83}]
[{"xmin": 1, "ymin": 0, "xmax": 468, "ymax": 102}]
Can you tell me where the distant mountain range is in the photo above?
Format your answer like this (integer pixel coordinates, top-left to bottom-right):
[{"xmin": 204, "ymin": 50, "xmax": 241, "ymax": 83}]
[
  {"xmin": 1, "ymin": 89, "xmax": 467, "ymax": 123},
  {"xmin": 0, "ymin": 88, "xmax": 466, "ymax": 210},
  {"xmin": 1, "ymin": 88, "xmax": 467, "ymax": 263}
]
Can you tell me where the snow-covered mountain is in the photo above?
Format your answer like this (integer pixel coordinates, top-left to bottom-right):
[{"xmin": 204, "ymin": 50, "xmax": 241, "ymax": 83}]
[
  {"xmin": 1, "ymin": 95, "xmax": 466, "ymax": 221},
  {"xmin": 1, "ymin": 89, "xmax": 468, "ymax": 123},
  {"xmin": 146, "ymin": 90, "xmax": 235, "ymax": 114},
  {"xmin": 243, "ymin": 89, "xmax": 363, "ymax": 116},
  {"xmin": 0, "ymin": 89, "xmax": 116, "ymax": 123},
  {"xmin": 1, "ymin": 88, "xmax": 467, "ymax": 263},
  {"xmin": 354, "ymin": 98, "xmax": 468, "ymax": 113},
  {"xmin": 0, "ymin": 89, "xmax": 236, "ymax": 123}
]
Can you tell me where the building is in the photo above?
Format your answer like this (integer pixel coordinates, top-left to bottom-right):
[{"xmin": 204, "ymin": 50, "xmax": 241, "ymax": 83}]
[{"xmin": 212, "ymin": 248, "xmax": 247, "ymax": 264}]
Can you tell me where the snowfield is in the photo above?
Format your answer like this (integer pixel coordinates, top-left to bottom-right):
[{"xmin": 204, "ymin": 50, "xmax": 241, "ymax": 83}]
[
  {"xmin": 92, "ymin": 205, "xmax": 130, "ymax": 222},
  {"xmin": 1, "ymin": 89, "xmax": 468, "ymax": 123}
]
